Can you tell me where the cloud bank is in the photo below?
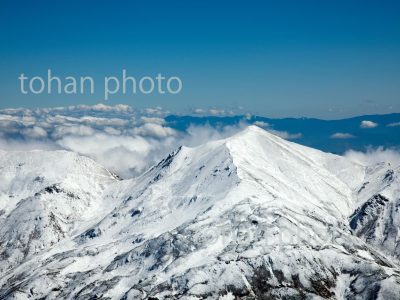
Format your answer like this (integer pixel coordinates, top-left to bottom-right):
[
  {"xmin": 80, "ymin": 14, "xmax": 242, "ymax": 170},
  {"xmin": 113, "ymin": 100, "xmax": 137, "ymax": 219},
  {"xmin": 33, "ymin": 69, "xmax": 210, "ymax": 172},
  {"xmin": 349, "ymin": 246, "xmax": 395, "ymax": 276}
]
[
  {"xmin": 1, "ymin": 103, "xmax": 398, "ymax": 177},
  {"xmin": 0, "ymin": 104, "xmax": 249, "ymax": 178}
]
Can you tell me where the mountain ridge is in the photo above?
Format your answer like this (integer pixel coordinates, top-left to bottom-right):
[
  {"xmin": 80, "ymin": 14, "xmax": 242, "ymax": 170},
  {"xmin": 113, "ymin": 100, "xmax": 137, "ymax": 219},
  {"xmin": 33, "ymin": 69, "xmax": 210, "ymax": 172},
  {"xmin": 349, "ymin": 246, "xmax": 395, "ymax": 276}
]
[{"xmin": 0, "ymin": 126, "xmax": 400, "ymax": 299}]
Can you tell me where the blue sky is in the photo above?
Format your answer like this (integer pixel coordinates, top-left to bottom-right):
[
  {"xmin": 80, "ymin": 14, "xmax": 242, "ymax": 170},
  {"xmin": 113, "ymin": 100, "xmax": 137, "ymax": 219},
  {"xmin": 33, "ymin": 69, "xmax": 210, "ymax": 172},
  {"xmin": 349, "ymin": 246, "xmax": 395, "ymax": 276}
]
[{"xmin": 0, "ymin": 0, "xmax": 399, "ymax": 118}]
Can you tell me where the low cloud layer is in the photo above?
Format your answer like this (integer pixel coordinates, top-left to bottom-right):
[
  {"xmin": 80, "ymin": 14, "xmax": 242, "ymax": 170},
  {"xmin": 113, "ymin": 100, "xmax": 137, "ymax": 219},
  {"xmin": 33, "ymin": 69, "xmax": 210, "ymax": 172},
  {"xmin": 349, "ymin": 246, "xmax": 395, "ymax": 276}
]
[
  {"xmin": 1, "ymin": 104, "xmax": 398, "ymax": 177},
  {"xmin": 0, "ymin": 104, "xmax": 248, "ymax": 177},
  {"xmin": 345, "ymin": 147, "xmax": 400, "ymax": 167}
]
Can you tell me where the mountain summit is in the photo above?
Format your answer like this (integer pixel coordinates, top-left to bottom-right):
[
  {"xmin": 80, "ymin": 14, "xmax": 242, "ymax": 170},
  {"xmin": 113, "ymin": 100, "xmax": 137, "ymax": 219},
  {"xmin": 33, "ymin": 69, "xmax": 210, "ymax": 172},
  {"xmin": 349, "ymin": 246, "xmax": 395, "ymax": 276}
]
[{"xmin": 0, "ymin": 126, "xmax": 399, "ymax": 299}]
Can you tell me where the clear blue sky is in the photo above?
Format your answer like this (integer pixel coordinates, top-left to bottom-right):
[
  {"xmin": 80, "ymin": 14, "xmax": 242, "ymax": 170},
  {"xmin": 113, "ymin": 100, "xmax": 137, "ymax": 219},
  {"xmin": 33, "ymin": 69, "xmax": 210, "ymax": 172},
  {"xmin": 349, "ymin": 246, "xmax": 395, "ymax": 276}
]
[{"xmin": 0, "ymin": 0, "xmax": 399, "ymax": 118}]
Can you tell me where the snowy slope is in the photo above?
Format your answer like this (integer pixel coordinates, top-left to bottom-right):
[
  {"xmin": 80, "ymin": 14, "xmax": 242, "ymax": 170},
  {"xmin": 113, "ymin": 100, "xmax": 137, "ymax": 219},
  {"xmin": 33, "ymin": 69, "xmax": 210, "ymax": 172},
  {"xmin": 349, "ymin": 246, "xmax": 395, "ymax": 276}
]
[
  {"xmin": 0, "ymin": 126, "xmax": 400, "ymax": 299},
  {"xmin": 0, "ymin": 150, "xmax": 119, "ymax": 274}
]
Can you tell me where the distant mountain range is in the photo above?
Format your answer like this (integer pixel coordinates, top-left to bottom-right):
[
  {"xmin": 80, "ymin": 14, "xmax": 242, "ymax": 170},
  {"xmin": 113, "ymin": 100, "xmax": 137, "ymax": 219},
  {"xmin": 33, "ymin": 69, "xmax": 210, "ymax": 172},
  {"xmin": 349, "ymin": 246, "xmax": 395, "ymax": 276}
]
[{"xmin": 1, "ymin": 126, "xmax": 400, "ymax": 299}]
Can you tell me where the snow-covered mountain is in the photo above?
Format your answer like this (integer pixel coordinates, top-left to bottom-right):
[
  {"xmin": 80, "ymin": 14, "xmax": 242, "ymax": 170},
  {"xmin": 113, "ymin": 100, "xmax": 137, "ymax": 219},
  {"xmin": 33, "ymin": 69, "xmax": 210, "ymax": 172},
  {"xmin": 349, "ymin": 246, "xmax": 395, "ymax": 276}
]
[
  {"xmin": 0, "ymin": 150, "xmax": 119, "ymax": 274},
  {"xmin": 0, "ymin": 126, "xmax": 399, "ymax": 299}
]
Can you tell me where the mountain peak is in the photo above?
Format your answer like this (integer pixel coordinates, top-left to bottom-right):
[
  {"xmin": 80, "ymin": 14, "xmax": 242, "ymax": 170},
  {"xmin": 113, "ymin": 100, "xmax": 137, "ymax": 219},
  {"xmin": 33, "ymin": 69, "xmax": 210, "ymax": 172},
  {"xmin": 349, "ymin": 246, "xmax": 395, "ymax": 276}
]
[
  {"xmin": 241, "ymin": 124, "xmax": 266, "ymax": 133},
  {"xmin": 1, "ymin": 128, "xmax": 400, "ymax": 299},
  {"xmin": 230, "ymin": 124, "xmax": 278, "ymax": 140}
]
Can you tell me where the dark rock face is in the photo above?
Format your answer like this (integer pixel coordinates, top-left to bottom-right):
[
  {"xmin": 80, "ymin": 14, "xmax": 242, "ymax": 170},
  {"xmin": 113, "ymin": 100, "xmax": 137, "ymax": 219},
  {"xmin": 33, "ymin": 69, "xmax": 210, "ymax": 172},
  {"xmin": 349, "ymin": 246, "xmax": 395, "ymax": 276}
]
[
  {"xmin": 350, "ymin": 190, "xmax": 400, "ymax": 261},
  {"xmin": 83, "ymin": 228, "xmax": 102, "ymax": 239},
  {"xmin": 350, "ymin": 194, "xmax": 389, "ymax": 233}
]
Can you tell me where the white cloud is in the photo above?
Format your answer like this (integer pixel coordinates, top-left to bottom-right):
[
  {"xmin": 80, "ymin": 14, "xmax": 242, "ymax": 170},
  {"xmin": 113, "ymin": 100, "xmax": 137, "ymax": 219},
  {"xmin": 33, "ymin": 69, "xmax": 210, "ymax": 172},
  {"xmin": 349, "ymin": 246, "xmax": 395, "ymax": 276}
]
[
  {"xmin": 140, "ymin": 116, "xmax": 165, "ymax": 125},
  {"xmin": 45, "ymin": 115, "xmax": 81, "ymax": 125},
  {"xmin": 21, "ymin": 126, "xmax": 48, "ymax": 139},
  {"xmin": 80, "ymin": 116, "xmax": 128, "ymax": 127},
  {"xmin": 251, "ymin": 121, "xmax": 301, "ymax": 139},
  {"xmin": 131, "ymin": 123, "xmax": 177, "ymax": 138},
  {"xmin": 33, "ymin": 103, "xmax": 133, "ymax": 116},
  {"xmin": 345, "ymin": 147, "xmax": 400, "ymax": 167},
  {"xmin": 191, "ymin": 108, "xmax": 237, "ymax": 116},
  {"xmin": 387, "ymin": 122, "xmax": 400, "ymax": 127},
  {"xmin": 144, "ymin": 107, "xmax": 166, "ymax": 115},
  {"xmin": 268, "ymin": 130, "xmax": 302, "ymax": 140},
  {"xmin": 209, "ymin": 109, "xmax": 225, "ymax": 116},
  {"xmin": 57, "ymin": 133, "xmax": 154, "ymax": 177},
  {"xmin": 52, "ymin": 125, "xmax": 95, "ymax": 139},
  {"xmin": 76, "ymin": 103, "xmax": 132, "ymax": 113},
  {"xmin": 193, "ymin": 108, "xmax": 206, "ymax": 114},
  {"xmin": 253, "ymin": 121, "xmax": 269, "ymax": 128},
  {"xmin": 0, "ymin": 114, "xmax": 20, "ymax": 121},
  {"xmin": 0, "ymin": 108, "xmax": 31, "ymax": 115},
  {"xmin": 103, "ymin": 127, "xmax": 122, "ymax": 135},
  {"xmin": 331, "ymin": 133, "xmax": 355, "ymax": 139},
  {"xmin": 182, "ymin": 123, "xmax": 245, "ymax": 147},
  {"xmin": 20, "ymin": 116, "xmax": 37, "ymax": 126},
  {"xmin": 360, "ymin": 120, "xmax": 378, "ymax": 129},
  {"xmin": 5, "ymin": 103, "xmax": 397, "ymax": 180},
  {"xmin": 0, "ymin": 119, "xmax": 20, "ymax": 133}
]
